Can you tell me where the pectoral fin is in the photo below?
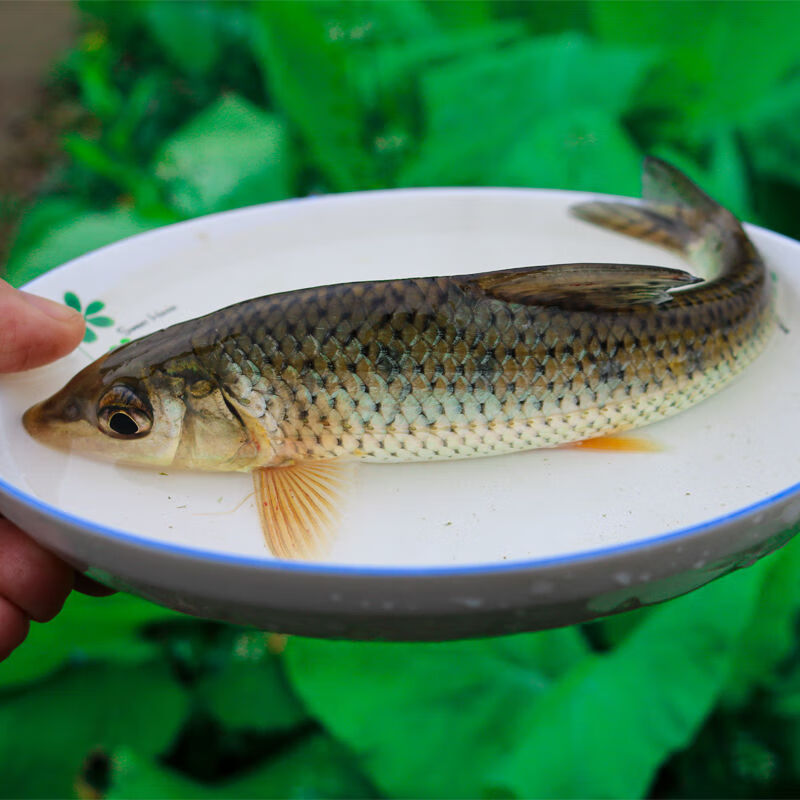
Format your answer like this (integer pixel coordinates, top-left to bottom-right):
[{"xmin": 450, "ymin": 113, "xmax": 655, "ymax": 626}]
[
  {"xmin": 253, "ymin": 460, "xmax": 353, "ymax": 559},
  {"xmin": 462, "ymin": 262, "xmax": 700, "ymax": 311}
]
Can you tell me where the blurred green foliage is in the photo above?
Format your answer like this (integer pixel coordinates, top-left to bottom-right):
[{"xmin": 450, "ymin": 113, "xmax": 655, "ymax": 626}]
[{"xmin": 3, "ymin": 1, "xmax": 800, "ymax": 797}]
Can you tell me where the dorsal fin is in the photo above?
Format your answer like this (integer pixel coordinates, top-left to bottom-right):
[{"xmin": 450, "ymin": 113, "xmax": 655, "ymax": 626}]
[{"xmin": 459, "ymin": 262, "xmax": 701, "ymax": 311}]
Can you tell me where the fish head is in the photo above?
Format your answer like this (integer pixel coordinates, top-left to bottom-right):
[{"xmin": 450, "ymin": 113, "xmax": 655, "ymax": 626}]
[
  {"xmin": 23, "ymin": 345, "xmax": 188, "ymax": 468},
  {"xmin": 23, "ymin": 333, "xmax": 276, "ymax": 471}
]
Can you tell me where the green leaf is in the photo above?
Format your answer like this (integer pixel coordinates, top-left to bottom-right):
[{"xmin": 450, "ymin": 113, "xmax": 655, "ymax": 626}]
[
  {"xmin": 85, "ymin": 299, "xmax": 105, "ymax": 315},
  {"xmin": 427, "ymin": 0, "xmax": 494, "ymax": 29},
  {"xmin": 723, "ymin": 532, "xmax": 800, "ymax": 706},
  {"xmin": 706, "ymin": 130, "xmax": 754, "ymax": 221},
  {"xmin": 287, "ymin": 567, "xmax": 768, "ymax": 799},
  {"xmin": 310, "ymin": 0, "xmax": 440, "ymax": 42},
  {"xmin": 195, "ymin": 653, "xmax": 308, "ymax": 732},
  {"xmin": 742, "ymin": 76, "xmax": 800, "ymax": 188},
  {"xmin": 590, "ymin": 1, "xmax": 800, "ymax": 134},
  {"xmin": 490, "ymin": 568, "xmax": 767, "ymax": 799},
  {"xmin": 0, "ymin": 592, "xmax": 180, "ymax": 690},
  {"xmin": 251, "ymin": 2, "xmax": 377, "ymax": 191},
  {"xmin": 494, "ymin": 108, "xmax": 642, "ymax": 195},
  {"xmin": 154, "ymin": 94, "xmax": 291, "ymax": 217},
  {"xmin": 4, "ymin": 207, "xmax": 160, "ymax": 286},
  {"xmin": 101, "ymin": 735, "xmax": 375, "ymax": 799},
  {"xmin": 63, "ymin": 136, "xmax": 172, "ymax": 216},
  {"xmin": 76, "ymin": 0, "xmax": 145, "ymax": 30},
  {"xmin": 63, "ymin": 291, "xmax": 82, "ymax": 313},
  {"xmin": 0, "ymin": 661, "xmax": 190, "ymax": 798},
  {"xmin": 357, "ymin": 21, "xmax": 525, "ymax": 100},
  {"xmin": 64, "ymin": 135, "xmax": 136, "ymax": 187},
  {"xmin": 770, "ymin": 657, "xmax": 800, "ymax": 719},
  {"xmin": 102, "ymin": 748, "xmax": 216, "ymax": 800},
  {"xmin": 285, "ymin": 628, "xmax": 590, "ymax": 798},
  {"xmin": 514, "ymin": 0, "xmax": 593, "ymax": 35},
  {"xmin": 589, "ymin": 604, "xmax": 655, "ymax": 650},
  {"xmin": 87, "ymin": 315, "xmax": 114, "ymax": 327},
  {"xmin": 70, "ymin": 38, "xmax": 123, "ymax": 121},
  {"xmin": 1, "ymin": 197, "xmax": 87, "ymax": 283},
  {"xmin": 402, "ymin": 33, "xmax": 654, "ymax": 186},
  {"xmin": 83, "ymin": 327, "xmax": 98, "ymax": 343},
  {"xmin": 106, "ymin": 72, "xmax": 164, "ymax": 158},
  {"xmin": 779, "ymin": 719, "xmax": 800, "ymax": 784},
  {"xmin": 143, "ymin": 0, "xmax": 221, "ymax": 76},
  {"xmin": 220, "ymin": 733, "xmax": 376, "ymax": 799}
]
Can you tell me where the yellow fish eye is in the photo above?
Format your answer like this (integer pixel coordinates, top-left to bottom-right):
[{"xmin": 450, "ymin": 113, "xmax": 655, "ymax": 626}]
[{"xmin": 96, "ymin": 384, "xmax": 153, "ymax": 439}]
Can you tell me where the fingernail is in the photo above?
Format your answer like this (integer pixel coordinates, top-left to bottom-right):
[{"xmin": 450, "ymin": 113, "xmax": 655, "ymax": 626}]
[{"xmin": 20, "ymin": 292, "xmax": 83, "ymax": 323}]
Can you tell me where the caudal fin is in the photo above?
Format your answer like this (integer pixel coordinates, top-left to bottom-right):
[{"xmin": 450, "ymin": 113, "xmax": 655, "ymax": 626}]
[
  {"xmin": 571, "ymin": 157, "xmax": 752, "ymax": 275},
  {"xmin": 640, "ymin": 155, "xmax": 724, "ymax": 214},
  {"xmin": 570, "ymin": 200, "xmax": 695, "ymax": 255}
]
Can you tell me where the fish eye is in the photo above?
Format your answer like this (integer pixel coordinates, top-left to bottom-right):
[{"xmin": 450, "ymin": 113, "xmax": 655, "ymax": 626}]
[
  {"xmin": 97, "ymin": 384, "xmax": 153, "ymax": 439},
  {"xmin": 108, "ymin": 412, "xmax": 140, "ymax": 436}
]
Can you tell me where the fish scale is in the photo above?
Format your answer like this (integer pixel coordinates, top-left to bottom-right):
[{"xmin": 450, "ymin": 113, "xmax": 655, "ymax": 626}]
[{"xmin": 190, "ymin": 255, "xmax": 772, "ymax": 464}]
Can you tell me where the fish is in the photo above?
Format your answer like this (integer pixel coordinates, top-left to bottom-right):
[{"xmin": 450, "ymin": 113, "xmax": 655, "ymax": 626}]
[{"xmin": 23, "ymin": 158, "xmax": 776, "ymax": 559}]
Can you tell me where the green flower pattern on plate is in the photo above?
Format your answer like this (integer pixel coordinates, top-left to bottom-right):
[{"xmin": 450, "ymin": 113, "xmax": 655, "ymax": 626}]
[{"xmin": 63, "ymin": 292, "xmax": 115, "ymax": 344}]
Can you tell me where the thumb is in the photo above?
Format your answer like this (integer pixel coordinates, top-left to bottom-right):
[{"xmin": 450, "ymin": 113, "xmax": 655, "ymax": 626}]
[{"xmin": 0, "ymin": 280, "xmax": 86, "ymax": 373}]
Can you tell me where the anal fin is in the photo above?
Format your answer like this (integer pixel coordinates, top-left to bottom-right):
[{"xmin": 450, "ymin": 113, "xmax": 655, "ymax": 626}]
[
  {"xmin": 561, "ymin": 434, "xmax": 663, "ymax": 453},
  {"xmin": 253, "ymin": 460, "xmax": 353, "ymax": 560}
]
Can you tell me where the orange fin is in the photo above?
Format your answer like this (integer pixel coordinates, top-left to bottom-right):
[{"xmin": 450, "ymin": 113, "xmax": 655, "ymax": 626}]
[
  {"xmin": 562, "ymin": 434, "xmax": 663, "ymax": 453},
  {"xmin": 253, "ymin": 460, "xmax": 352, "ymax": 560}
]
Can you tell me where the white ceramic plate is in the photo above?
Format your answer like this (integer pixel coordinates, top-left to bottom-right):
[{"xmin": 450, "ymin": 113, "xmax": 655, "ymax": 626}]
[{"xmin": 1, "ymin": 189, "xmax": 798, "ymax": 639}]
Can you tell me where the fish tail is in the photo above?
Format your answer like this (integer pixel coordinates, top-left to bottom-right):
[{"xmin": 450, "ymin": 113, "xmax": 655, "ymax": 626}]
[
  {"xmin": 570, "ymin": 200, "xmax": 694, "ymax": 255},
  {"xmin": 571, "ymin": 157, "xmax": 755, "ymax": 277}
]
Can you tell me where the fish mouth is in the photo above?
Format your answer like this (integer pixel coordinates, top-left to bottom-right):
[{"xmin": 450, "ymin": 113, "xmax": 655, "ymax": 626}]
[
  {"xmin": 22, "ymin": 389, "xmax": 90, "ymax": 450},
  {"xmin": 22, "ymin": 396, "xmax": 71, "ymax": 449},
  {"xmin": 21, "ymin": 398, "xmax": 66, "ymax": 441},
  {"xmin": 22, "ymin": 402, "xmax": 42, "ymax": 438}
]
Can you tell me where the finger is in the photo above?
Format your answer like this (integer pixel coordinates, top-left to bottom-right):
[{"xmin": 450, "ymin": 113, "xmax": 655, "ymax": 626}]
[
  {"xmin": 0, "ymin": 280, "xmax": 85, "ymax": 373},
  {"xmin": 74, "ymin": 572, "xmax": 116, "ymax": 597},
  {"xmin": 0, "ymin": 519, "xmax": 74, "ymax": 622},
  {"xmin": 0, "ymin": 596, "xmax": 30, "ymax": 662}
]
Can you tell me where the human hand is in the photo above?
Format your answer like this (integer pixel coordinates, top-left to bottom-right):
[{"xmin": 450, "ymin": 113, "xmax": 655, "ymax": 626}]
[{"xmin": 0, "ymin": 279, "xmax": 112, "ymax": 660}]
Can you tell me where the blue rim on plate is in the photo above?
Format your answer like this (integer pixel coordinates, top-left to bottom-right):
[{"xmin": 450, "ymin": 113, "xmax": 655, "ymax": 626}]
[{"xmin": 2, "ymin": 469, "xmax": 798, "ymax": 577}]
